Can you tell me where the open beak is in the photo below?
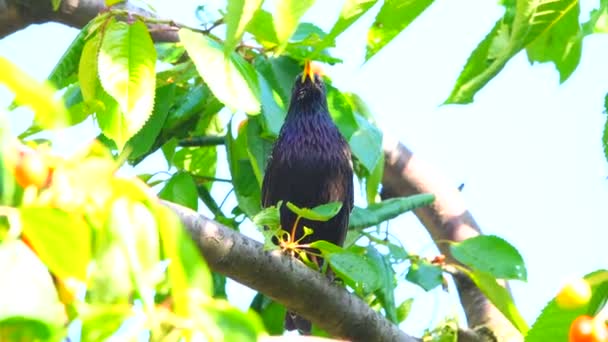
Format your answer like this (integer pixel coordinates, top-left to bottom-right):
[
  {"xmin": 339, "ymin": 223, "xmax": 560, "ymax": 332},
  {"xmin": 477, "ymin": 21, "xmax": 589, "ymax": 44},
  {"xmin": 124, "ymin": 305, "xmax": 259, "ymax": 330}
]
[{"xmin": 301, "ymin": 60, "xmax": 314, "ymax": 83}]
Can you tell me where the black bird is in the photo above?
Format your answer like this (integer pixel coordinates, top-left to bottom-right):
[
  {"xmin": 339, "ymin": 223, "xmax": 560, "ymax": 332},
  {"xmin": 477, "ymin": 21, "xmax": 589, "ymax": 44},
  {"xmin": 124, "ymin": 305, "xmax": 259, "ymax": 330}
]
[{"xmin": 261, "ymin": 61, "xmax": 354, "ymax": 334}]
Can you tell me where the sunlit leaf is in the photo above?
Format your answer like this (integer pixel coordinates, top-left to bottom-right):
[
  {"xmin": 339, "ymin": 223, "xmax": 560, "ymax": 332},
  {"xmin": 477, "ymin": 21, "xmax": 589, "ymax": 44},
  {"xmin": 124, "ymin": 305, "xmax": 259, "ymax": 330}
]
[
  {"xmin": 349, "ymin": 194, "xmax": 435, "ymax": 229},
  {"xmin": 286, "ymin": 201, "xmax": 343, "ymax": 221},
  {"xmin": 98, "ymin": 19, "xmax": 157, "ymax": 146},
  {"xmin": 20, "ymin": 207, "xmax": 91, "ymax": 281},
  {"xmin": 158, "ymin": 172, "xmax": 198, "ymax": 210},
  {"xmin": 252, "ymin": 205, "xmax": 281, "ymax": 231},
  {"xmin": 450, "ymin": 235, "xmax": 527, "ymax": 281},
  {"xmin": 464, "ymin": 269, "xmax": 529, "ymax": 334},
  {"xmin": 225, "ymin": 0, "xmax": 264, "ymax": 55},
  {"xmin": 349, "ymin": 115, "xmax": 382, "ymax": 174},
  {"xmin": 179, "ymin": 28, "xmax": 260, "ymax": 114},
  {"xmin": 273, "ymin": 0, "xmax": 317, "ymax": 53},
  {"xmin": 366, "ymin": 0, "xmax": 433, "ymax": 61},
  {"xmin": 250, "ymin": 293, "xmax": 286, "ymax": 335},
  {"xmin": 0, "ymin": 240, "xmax": 64, "ymax": 339}
]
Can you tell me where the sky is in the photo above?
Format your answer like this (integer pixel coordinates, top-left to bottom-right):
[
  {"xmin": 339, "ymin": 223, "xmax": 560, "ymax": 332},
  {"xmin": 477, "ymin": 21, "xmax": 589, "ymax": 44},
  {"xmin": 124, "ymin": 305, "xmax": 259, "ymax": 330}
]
[{"xmin": 1, "ymin": 0, "xmax": 608, "ymax": 337}]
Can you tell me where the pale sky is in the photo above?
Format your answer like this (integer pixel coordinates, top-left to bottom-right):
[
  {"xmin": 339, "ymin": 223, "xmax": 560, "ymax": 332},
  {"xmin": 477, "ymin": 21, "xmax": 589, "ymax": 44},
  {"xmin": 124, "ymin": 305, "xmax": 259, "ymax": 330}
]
[{"xmin": 1, "ymin": 0, "xmax": 607, "ymax": 337}]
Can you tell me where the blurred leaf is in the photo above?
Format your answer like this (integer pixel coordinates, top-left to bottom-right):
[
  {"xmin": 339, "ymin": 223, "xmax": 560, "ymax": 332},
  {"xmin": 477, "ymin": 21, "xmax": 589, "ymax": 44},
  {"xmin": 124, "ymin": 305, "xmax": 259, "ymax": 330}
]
[
  {"xmin": 396, "ymin": 298, "xmax": 414, "ymax": 323},
  {"xmin": 286, "ymin": 201, "xmax": 343, "ymax": 222},
  {"xmin": 367, "ymin": 245, "xmax": 397, "ymax": 323},
  {"xmin": 80, "ymin": 304, "xmax": 133, "ymax": 341},
  {"xmin": 0, "ymin": 57, "xmax": 67, "ymax": 129},
  {"xmin": 465, "ymin": 269, "xmax": 529, "ymax": 334},
  {"xmin": 273, "ymin": 0, "xmax": 317, "ymax": 53},
  {"xmin": 108, "ymin": 198, "xmax": 160, "ymax": 305},
  {"xmin": 225, "ymin": 0, "xmax": 264, "ymax": 55},
  {"xmin": 158, "ymin": 172, "xmax": 198, "ymax": 210},
  {"xmin": 126, "ymin": 84, "xmax": 175, "ymax": 160},
  {"xmin": 587, "ymin": 279, "xmax": 608, "ymax": 316},
  {"xmin": 406, "ymin": 260, "xmax": 443, "ymax": 291},
  {"xmin": 98, "ymin": 19, "xmax": 157, "ymax": 149},
  {"xmin": 155, "ymin": 42, "xmax": 187, "ymax": 64},
  {"xmin": 47, "ymin": 20, "xmax": 91, "ymax": 89},
  {"xmin": 526, "ymin": 0, "xmax": 581, "ymax": 82},
  {"xmin": 212, "ymin": 272, "xmax": 228, "ymax": 299},
  {"xmin": 0, "ymin": 240, "xmax": 64, "ymax": 338},
  {"xmin": 366, "ymin": 0, "xmax": 433, "ymax": 61},
  {"xmin": 0, "ymin": 118, "xmax": 15, "ymax": 206},
  {"xmin": 20, "ymin": 207, "xmax": 91, "ymax": 281},
  {"xmin": 350, "ymin": 115, "xmax": 383, "ymax": 173},
  {"xmin": 526, "ymin": 270, "xmax": 608, "ymax": 342},
  {"xmin": 582, "ymin": 0, "xmax": 608, "ymax": 34},
  {"xmin": 200, "ymin": 299, "xmax": 265, "ymax": 341},
  {"xmin": 290, "ymin": 22, "xmax": 327, "ymax": 43},
  {"xmin": 450, "ymin": 235, "xmax": 527, "ymax": 281},
  {"xmin": 179, "ymin": 28, "xmax": 260, "ymax": 114},
  {"xmin": 256, "ymin": 70, "xmax": 286, "ymax": 137},
  {"xmin": 349, "ymin": 194, "xmax": 435, "ymax": 229},
  {"xmin": 156, "ymin": 204, "xmax": 213, "ymax": 315},
  {"xmin": 254, "ymin": 56, "xmax": 300, "ymax": 105},
  {"xmin": 247, "ymin": 9, "xmax": 279, "ymax": 48},
  {"xmin": 328, "ymin": 250, "xmax": 381, "ymax": 294},
  {"xmin": 252, "ymin": 205, "xmax": 281, "ymax": 231},
  {"xmin": 250, "ymin": 293, "xmax": 286, "ymax": 335}
]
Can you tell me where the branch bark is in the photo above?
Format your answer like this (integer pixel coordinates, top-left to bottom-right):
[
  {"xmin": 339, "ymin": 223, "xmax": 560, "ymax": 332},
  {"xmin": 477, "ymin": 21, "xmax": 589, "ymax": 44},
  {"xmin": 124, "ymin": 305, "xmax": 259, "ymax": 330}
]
[
  {"xmin": 381, "ymin": 136, "xmax": 522, "ymax": 342},
  {"xmin": 0, "ymin": 2, "xmax": 522, "ymax": 341},
  {"xmin": 163, "ymin": 201, "xmax": 417, "ymax": 342}
]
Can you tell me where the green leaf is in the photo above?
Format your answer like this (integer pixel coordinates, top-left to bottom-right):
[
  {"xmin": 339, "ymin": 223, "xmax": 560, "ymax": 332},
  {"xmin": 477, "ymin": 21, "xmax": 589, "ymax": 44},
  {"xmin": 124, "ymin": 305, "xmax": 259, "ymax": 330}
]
[
  {"xmin": 273, "ymin": 0, "xmax": 317, "ymax": 53},
  {"xmin": 246, "ymin": 9, "xmax": 279, "ymax": 48},
  {"xmin": 155, "ymin": 42, "xmax": 187, "ymax": 64},
  {"xmin": 328, "ymin": 251, "xmax": 381, "ymax": 294},
  {"xmin": 98, "ymin": 19, "xmax": 157, "ymax": 146},
  {"xmin": 246, "ymin": 116, "xmax": 274, "ymax": 184},
  {"xmin": 367, "ymin": 246, "xmax": 397, "ymax": 323},
  {"xmin": 126, "ymin": 84, "xmax": 176, "ymax": 160},
  {"xmin": 20, "ymin": 207, "xmax": 91, "ymax": 281},
  {"xmin": 226, "ymin": 122, "xmax": 262, "ymax": 217},
  {"xmin": 447, "ymin": 0, "xmax": 580, "ymax": 104},
  {"xmin": 326, "ymin": 84, "xmax": 359, "ymax": 140},
  {"xmin": 451, "ymin": 235, "xmax": 526, "ymax": 281},
  {"xmin": 309, "ymin": 240, "xmax": 346, "ymax": 255},
  {"xmin": 200, "ymin": 299, "xmax": 265, "ymax": 342},
  {"xmin": 254, "ymin": 56, "xmax": 300, "ymax": 106},
  {"xmin": 405, "ymin": 260, "xmax": 443, "ymax": 291},
  {"xmin": 250, "ymin": 293, "xmax": 286, "ymax": 335},
  {"xmin": 582, "ymin": 0, "xmax": 608, "ymax": 34},
  {"xmin": 0, "ymin": 117, "xmax": 15, "ymax": 206},
  {"xmin": 349, "ymin": 194, "xmax": 435, "ymax": 229},
  {"xmin": 252, "ymin": 205, "xmax": 281, "ymax": 231},
  {"xmin": 47, "ymin": 21, "xmax": 90, "ymax": 89},
  {"xmin": 349, "ymin": 114, "xmax": 383, "ymax": 173},
  {"xmin": 0, "ymin": 241, "xmax": 64, "ymax": 338},
  {"xmin": 526, "ymin": 0, "xmax": 582, "ymax": 82},
  {"xmin": 80, "ymin": 304, "xmax": 134, "ymax": 341},
  {"xmin": 366, "ymin": 0, "xmax": 433, "ymax": 61},
  {"xmin": 256, "ymin": 70, "xmax": 286, "ymax": 137},
  {"xmin": 366, "ymin": 153, "xmax": 384, "ymax": 204},
  {"xmin": 225, "ymin": 0, "xmax": 264, "ymax": 55},
  {"xmin": 158, "ymin": 172, "xmax": 199, "ymax": 210},
  {"xmin": 286, "ymin": 201, "xmax": 343, "ymax": 222},
  {"xmin": 526, "ymin": 270, "xmax": 608, "ymax": 342},
  {"xmin": 173, "ymin": 146, "xmax": 218, "ymax": 183},
  {"xmin": 464, "ymin": 269, "xmax": 529, "ymax": 334},
  {"xmin": 179, "ymin": 28, "xmax": 260, "ymax": 114},
  {"xmin": 324, "ymin": 0, "xmax": 378, "ymax": 50},
  {"xmin": 156, "ymin": 204, "xmax": 213, "ymax": 315},
  {"xmin": 396, "ymin": 298, "xmax": 414, "ymax": 323}
]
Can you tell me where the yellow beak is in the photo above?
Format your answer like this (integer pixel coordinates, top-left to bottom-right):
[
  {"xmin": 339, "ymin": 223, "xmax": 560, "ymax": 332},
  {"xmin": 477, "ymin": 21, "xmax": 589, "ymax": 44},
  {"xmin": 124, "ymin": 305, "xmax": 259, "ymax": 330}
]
[{"xmin": 301, "ymin": 60, "xmax": 314, "ymax": 83}]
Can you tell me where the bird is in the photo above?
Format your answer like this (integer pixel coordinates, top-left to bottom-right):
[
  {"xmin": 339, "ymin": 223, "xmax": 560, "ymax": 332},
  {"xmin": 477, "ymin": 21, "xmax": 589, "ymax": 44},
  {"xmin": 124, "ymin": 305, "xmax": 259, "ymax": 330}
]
[{"xmin": 261, "ymin": 60, "xmax": 354, "ymax": 334}]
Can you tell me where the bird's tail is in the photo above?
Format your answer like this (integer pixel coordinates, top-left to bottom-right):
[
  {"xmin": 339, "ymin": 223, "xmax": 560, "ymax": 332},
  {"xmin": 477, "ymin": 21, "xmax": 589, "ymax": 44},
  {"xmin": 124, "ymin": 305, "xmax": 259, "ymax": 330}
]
[{"xmin": 285, "ymin": 311, "xmax": 312, "ymax": 335}]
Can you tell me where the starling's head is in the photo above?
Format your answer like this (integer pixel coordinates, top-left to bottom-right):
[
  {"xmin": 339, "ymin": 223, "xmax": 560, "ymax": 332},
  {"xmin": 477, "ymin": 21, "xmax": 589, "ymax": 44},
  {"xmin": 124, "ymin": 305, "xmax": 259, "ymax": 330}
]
[{"xmin": 291, "ymin": 61, "xmax": 326, "ymax": 104}]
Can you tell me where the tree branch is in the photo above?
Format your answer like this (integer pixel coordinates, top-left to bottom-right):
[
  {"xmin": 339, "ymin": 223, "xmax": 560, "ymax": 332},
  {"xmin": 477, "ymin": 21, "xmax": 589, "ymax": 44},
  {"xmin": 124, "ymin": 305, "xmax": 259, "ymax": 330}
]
[
  {"xmin": 0, "ymin": 2, "xmax": 522, "ymax": 340},
  {"xmin": 163, "ymin": 201, "xmax": 417, "ymax": 342},
  {"xmin": 380, "ymin": 136, "xmax": 522, "ymax": 341}
]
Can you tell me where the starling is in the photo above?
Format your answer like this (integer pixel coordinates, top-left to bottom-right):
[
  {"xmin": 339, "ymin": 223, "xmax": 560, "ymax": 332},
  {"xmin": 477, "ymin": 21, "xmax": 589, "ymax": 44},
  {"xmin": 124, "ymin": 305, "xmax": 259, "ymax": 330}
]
[{"xmin": 261, "ymin": 61, "xmax": 354, "ymax": 334}]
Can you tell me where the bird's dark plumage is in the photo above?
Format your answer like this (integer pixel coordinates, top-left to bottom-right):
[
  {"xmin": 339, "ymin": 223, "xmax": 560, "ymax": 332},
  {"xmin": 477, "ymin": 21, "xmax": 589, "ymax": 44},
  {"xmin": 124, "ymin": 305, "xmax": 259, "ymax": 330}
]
[{"xmin": 261, "ymin": 62, "xmax": 354, "ymax": 334}]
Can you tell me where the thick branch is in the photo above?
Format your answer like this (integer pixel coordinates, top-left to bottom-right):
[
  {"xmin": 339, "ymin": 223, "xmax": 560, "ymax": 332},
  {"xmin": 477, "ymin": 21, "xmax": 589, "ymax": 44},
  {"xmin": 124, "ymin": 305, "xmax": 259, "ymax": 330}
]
[
  {"xmin": 163, "ymin": 201, "xmax": 416, "ymax": 342},
  {"xmin": 380, "ymin": 136, "xmax": 522, "ymax": 342}
]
